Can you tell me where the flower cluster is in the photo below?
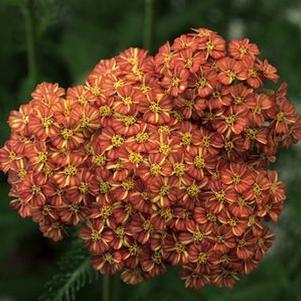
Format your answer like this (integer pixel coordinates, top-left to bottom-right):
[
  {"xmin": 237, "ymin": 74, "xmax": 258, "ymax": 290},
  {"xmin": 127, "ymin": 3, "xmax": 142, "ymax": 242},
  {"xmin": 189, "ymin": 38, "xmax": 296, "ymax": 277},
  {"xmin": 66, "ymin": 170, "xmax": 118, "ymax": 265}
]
[{"xmin": 1, "ymin": 28, "xmax": 300, "ymax": 289}]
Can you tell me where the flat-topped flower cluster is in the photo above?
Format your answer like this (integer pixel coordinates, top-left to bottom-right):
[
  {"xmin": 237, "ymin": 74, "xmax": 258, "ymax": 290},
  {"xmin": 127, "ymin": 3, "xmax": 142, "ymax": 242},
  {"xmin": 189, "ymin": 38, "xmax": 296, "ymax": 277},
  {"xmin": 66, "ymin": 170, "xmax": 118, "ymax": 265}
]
[{"xmin": 1, "ymin": 28, "xmax": 300, "ymax": 289}]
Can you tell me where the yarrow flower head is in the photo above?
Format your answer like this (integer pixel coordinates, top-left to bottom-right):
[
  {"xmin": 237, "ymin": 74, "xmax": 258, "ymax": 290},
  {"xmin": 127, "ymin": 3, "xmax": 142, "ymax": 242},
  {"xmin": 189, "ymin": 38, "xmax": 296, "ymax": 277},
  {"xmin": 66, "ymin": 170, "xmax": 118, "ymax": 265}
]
[{"xmin": 1, "ymin": 28, "xmax": 301, "ymax": 289}]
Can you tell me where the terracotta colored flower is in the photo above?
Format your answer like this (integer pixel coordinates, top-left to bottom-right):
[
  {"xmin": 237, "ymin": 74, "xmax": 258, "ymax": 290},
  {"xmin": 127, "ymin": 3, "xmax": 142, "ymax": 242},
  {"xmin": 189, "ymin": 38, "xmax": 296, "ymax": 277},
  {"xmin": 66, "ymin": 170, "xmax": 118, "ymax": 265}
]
[
  {"xmin": 161, "ymin": 67, "xmax": 190, "ymax": 96},
  {"xmin": 228, "ymin": 38, "xmax": 260, "ymax": 61},
  {"xmin": 217, "ymin": 57, "xmax": 248, "ymax": 85},
  {"xmin": 0, "ymin": 27, "xmax": 300, "ymax": 290},
  {"xmin": 221, "ymin": 163, "xmax": 254, "ymax": 193}
]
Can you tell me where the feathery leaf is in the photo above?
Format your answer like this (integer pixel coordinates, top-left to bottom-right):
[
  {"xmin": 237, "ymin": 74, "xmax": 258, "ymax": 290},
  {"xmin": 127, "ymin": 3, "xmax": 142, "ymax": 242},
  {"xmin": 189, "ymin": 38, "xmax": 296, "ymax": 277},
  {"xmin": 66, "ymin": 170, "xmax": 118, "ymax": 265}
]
[{"xmin": 39, "ymin": 242, "xmax": 97, "ymax": 301}]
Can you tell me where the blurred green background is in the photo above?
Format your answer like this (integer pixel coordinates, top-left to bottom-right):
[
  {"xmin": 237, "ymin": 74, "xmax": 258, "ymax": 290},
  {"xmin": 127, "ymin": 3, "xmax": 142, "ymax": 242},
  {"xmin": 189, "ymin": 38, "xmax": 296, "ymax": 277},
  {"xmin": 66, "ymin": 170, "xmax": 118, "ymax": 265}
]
[{"xmin": 0, "ymin": 0, "xmax": 301, "ymax": 300}]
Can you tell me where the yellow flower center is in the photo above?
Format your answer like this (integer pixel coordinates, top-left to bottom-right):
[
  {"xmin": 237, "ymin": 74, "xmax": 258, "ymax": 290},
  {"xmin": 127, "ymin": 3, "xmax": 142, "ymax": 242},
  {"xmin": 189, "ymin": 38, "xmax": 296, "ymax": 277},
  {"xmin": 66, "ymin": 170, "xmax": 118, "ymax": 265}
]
[
  {"xmin": 206, "ymin": 41, "xmax": 214, "ymax": 51},
  {"xmin": 80, "ymin": 117, "xmax": 89, "ymax": 128},
  {"xmin": 150, "ymin": 164, "xmax": 161, "ymax": 176},
  {"xmin": 8, "ymin": 151, "xmax": 16, "ymax": 160},
  {"xmin": 113, "ymin": 80, "xmax": 124, "ymax": 89},
  {"xmin": 42, "ymin": 165, "xmax": 53, "ymax": 176},
  {"xmin": 163, "ymin": 53, "xmax": 172, "ymax": 63},
  {"xmin": 187, "ymin": 183, "xmax": 200, "ymax": 197},
  {"xmin": 252, "ymin": 183, "xmax": 262, "ymax": 195},
  {"xmin": 185, "ymin": 99, "xmax": 194, "ymax": 108},
  {"xmin": 115, "ymin": 226, "xmax": 125, "ymax": 238},
  {"xmin": 183, "ymin": 210, "xmax": 191, "ymax": 219},
  {"xmin": 31, "ymin": 185, "xmax": 41, "ymax": 194},
  {"xmin": 160, "ymin": 184, "xmax": 170, "ymax": 196},
  {"xmin": 79, "ymin": 95, "xmax": 88, "ymax": 104},
  {"xmin": 207, "ymin": 213, "xmax": 216, "ymax": 222},
  {"xmin": 249, "ymin": 68, "xmax": 257, "ymax": 78},
  {"xmin": 193, "ymin": 230, "xmax": 204, "ymax": 242},
  {"xmin": 152, "ymin": 251, "xmax": 162, "ymax": 264},
  {"xmin": 79, "ymin": 182, "xmax": 88, "ymax": 193},
  {"xmin": 160, "ymin": 208, "xmax": 173, "ymax": 221},
  {"xmin": 158, "ymin": 125, "xmax": 171, "ymax": 134},
  {"xmin": 141, "ymin": 192, "xmax": 149, "ymax": 200},
  {"xmin": 237, "ymin": 197, "xmax": 246, "ymax": 206},
  {"xmin": 128, "ymin": 56, "xmax": 138, "ymax": 65},
  {"xmin": 111, "ymin": 135, "xmax": 124, "ymax": 147},
  {"xmin": 194, "ymin": 155, "xmax": 205, "ymax": 169},
  {"xmin": 91, "ymin": 230, "xmax": 100, "ymax": 241},
  {"xmin": 175, "ymin": 243, "xmax": 186, "ymax": 254},
  {"xmin": 129, "ymin": 152, "xmax": 143, "ymax": 164},
  {"xmin": 92, "ymin": 154, "xmax": 106, "ymax": 166},
  {"xmin": 121, "ymin": 179, "xmax": 135, "ymax": 191},
  {"xmin": 226, "ymin": 115, "xmax": 236, "ymax": 126},
  {"xmin": 103, "ymin": 253, "xmax": 114, "ymax": 264},
  {"xmin": 70, "ymin": 204, "xmax": 79, "ymax": 213},
  {"xmin": 122, "ymin": 115, "xmax": 136, "ymax": 126},
  {"xmin": 122, "ymin": 97, "xmax": 132, "ymax": 105},
  {"xmin": 173, "ymin": 163, "xmax": 185, "ymax": 177},
  {"xmin": 129, "ymin": 243, "xmax": 140, "ymax": 256},
  {"xmin": 125, "ymin": 203, "xmax": 134, "ymax": 215},
  {"xmin": 171, "ymin": 76, "xmax": 180, "ymax": 87},
  {"xmin": 197, "ymin": 253, "xmax": 208, "ymax": 264},
  {"xmin": 99, "ymin": 181, "xmax": 111, "ymax": 193},
  {"xmin": 42, "ymin": 117, "xmax": 54, "ymax": 128},
  {"xmin": 276, "ymin": 112, "xmax": 285, "ymax": 121},
  {"xmin": 202, "ymin": 136, "xmax": 210, "ymax": 148},
  {"xmin": 101, "ymin": 205, "xmax": 112, "ymax": 219},
  {"xmin": 238, "ymin": 46, "xmax": 248, "ymax": 54},
  {"xmin": 234, "ymin": 96, "xmax": 244, "ymax": 104},
  {"xmin": 159, "ymin": 144, "xmax": 170, "ymax": 156},
  {"xmin": 228, "ymin": 218, "xmax": 237, "ymax": 227},
  {"xmin": 257, "ymin": 238, "xmax": 264, "ymax": 247},
  {"xmin": 61, "ymin": 128, "xmax": 73, "ymax": 140},
  {"xmin": 38, "ymin": 152, "xmax": 48, "ymax": 162},
  {"xmin": 212, "ymin": 172, "xmax": 220, "ymax": 180},
  {"xmin": 23, "ymin": 115, "xmax": 29, "ymax": 124},
  {"xmin": 224, "ymin": 141, "xmax": 234, "ymax": 151},
  {"xmin": 140, "ymin": 84, "xmax": 151, "ymax": 93},
  {"xmin": 143, "ymin": 220, "xmax": 153, "ymax": 232},
  {"xmin": 18, "ymin": 168, "xmax": 27, "ymax": 179},
  {"xmin": 220, "ymin": 255, "xmax": 230, "ymax": 263},
  {"xmin": 99, "ymin": 105, "xmax": 112, "ymax": 117},
  {"xmin": 42, "ymin": 205, "xmax": 51, "ymax": 216},
  {"xmin": 214, "ymin": 191, "xmax": 225, "ymax": 201},
  {"xmin": 232, "ymin": 174, "xmax": 241, "ymax": 184},
  {"xmin": 64, "ymin": 165, "xmax": 78, "ymax": 176},
  {"xmin": 246, "ymin": 128, "xmax": 258, "ymax": 140},
  {"xmin": 90, "ymin": 86, "xmax": 102, "ymax": 96},
  {"xmin": 149, "ymin": 103, "xmax": 160, "ymax": 113},
  {"xmin": 217, "ymin": 235, "xmax": 224, "ymax": 243},
  {"xmin": 197, "ymin": 77, "xmax": 207, "ymax": 88},
  {"xmin": 238, "ymin": 239, "xmax": 246, "ymax": 247},
  {"xmin": 85, "ymin": 143, "xmax": 93, "ymax": 154},
  {"xmin": 225, "ymin": 70, "xmax": 237, "ymax": 81},
  {"xmin": 182, "ymin": 132, "xmax": 192, "ymax": 146},
  {"xmin": 135, "ymin": 132, "xmax": 149, "ymax": 143},
  {"xmin": 254, "ymin": 105, "xmax": 262, "ymax": 114}
]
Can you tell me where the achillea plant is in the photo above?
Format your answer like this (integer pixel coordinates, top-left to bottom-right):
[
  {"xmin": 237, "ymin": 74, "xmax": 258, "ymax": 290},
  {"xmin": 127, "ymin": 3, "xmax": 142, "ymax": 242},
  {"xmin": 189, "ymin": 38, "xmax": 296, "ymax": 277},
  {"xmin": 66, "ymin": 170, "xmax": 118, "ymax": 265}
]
[{"xmin": 1, "ymin": 28, "xmax": 301, "ymax": 290}]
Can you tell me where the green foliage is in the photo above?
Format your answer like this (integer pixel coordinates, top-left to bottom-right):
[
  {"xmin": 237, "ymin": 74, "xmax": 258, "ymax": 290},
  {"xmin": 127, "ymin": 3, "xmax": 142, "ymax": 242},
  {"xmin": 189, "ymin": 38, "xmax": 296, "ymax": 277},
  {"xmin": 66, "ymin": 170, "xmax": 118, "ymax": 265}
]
[{"xmin": 39, "ymin": 241, "xmax": 97, "ymax": 301}]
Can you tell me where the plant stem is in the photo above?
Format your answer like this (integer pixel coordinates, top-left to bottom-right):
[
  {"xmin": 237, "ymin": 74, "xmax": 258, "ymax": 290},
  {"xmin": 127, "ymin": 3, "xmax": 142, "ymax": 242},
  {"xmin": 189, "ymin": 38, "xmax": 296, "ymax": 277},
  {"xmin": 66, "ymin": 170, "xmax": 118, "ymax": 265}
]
[
  {"xmin": 102, "ymin": 275, "xmax": 110, "ymax": 301},
  {"xmin": 21, "ymin": 0, "xmax": 37, "ymax": 83},
  {"xmin": 143, "ymin": 0, "xmax": 154, "ymax": 51},
  {"xmin": 112, "ymin": 274, "xmax": 120, "ymax": 301}
]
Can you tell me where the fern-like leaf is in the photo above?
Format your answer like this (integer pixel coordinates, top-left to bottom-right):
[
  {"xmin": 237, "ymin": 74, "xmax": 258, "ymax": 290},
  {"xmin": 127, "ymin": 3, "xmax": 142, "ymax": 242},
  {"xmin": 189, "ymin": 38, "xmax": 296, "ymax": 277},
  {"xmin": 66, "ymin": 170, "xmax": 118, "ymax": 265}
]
[{"xmin": 39, "ymin": 242, "xmax": 97, "ymax": 301}]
